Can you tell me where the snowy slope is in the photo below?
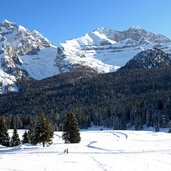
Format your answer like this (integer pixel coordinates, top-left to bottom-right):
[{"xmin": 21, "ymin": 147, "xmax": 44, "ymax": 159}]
[
  {"xmin": 1, "ymin": 129, "xmax": 171, "ymax": 171},
  {"xmin": 20, "ymin": 47, "xmax": 58, "ymax": 80},
  {"xmin": 57, "ymin": 27, "xmax": 171, "ymax": 73}
]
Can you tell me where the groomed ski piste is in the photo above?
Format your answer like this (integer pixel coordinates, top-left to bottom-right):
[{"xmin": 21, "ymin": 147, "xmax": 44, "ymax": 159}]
[{"xmin": 0, "ymin": 128, "xmax": 171, "ymax": 171}]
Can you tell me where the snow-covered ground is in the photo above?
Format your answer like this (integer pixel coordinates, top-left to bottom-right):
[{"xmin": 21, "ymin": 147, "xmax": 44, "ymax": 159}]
[{"xmin": 1, "ymin": 130, "xmax": 171, "ymax": 171}]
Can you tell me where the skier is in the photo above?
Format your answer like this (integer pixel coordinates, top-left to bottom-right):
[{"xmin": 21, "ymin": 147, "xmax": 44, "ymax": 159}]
[{"xmin": 64, "ymin": 148, "xmax": 68, "ymax": 153}]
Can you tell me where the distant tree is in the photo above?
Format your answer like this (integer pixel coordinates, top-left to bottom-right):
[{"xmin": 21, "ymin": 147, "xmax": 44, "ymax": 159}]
[
  {"xmin": 28, "ymin": 128, "xmax": 34, "ymax": 144},
  {"xmin": 11, "ymin": 128, "xmax": 21, "ymax": 146},
  {"xmin": 62, "ymin": 112, "xmax": 81, "ymax": 143},
  {"xmin": 10, "ymin": 115, "xmax": 16, "ymax": 129},
  {"xmin": 154, "ymin": 112, "xmax": 160, "ymax": 132},
  {"xmin": 0, "ymin": 116, "xmax": 10, "ymax": 147},
  {"xmin": 160, "ymin": 114, "xmax": 167, "ymax": 128},
  {"xmin": 132, "ymin": 106, "xmax": 143, "ymax": 130},
  {"xmin": 168, "ymin": 120, "xmax": 171, "ymax": 133},
  {"xmin": 22, "ymin": 130, "xmax": 30, "ymax": 144},
  {"xmin": 155, "ymin": 125, "xmax": 160, "ymax": 132},
  {"xmin": 31, "ymin": 113, "xmax": 54, "ymax": 147}
]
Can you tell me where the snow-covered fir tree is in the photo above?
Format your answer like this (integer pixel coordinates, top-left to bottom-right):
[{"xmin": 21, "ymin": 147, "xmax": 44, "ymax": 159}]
[
  {"xmin": 11, "ymin": 127, "xmax": 21, "ymax": 146},
  {"xmin": 0, "ymin": 116, "xmax": 10, "ymax": 147},
  {"xmin": 62, "ymin": 112, "xmax": 81, "ymax": 143}
]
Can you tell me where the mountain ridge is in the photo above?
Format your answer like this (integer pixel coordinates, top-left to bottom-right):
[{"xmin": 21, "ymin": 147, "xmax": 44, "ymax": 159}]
[{"xmin": 1, "ymin": 19, "xmax": 171, "ymax": 94}]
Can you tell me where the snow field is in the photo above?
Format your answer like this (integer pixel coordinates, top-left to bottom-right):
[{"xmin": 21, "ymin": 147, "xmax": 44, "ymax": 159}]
[
  {"xmin": 21, "ymin": 47, "xmax": 59, "ymax": 80},
  {"xmin": 0, "ymin": 130, "xmax": 171, "ymax": 171}
]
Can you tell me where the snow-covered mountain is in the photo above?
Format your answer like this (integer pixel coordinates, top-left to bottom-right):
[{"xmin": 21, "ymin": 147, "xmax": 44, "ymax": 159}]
[
  {"xmin": 56, "ymin": 27, "xmax": 171, "ymax": 72},
  {"xmin": 1, "ymin": 19, "xmax": 171, "ymax": 94},
  {"xmin": 0, "ymin": 20, "xmax": 58, "ymax": 93},
  {"xmin": 123, "ymin": 48, "xmax": 171, "ymax": 69}
]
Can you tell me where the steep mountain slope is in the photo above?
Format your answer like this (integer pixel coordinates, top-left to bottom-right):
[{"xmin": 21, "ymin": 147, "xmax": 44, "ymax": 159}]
[
  {"xmin": 56, "ymin": 27, "xmax": 171, "ymax": 72},
  {"xmin": 0, "ymin": 20, "xmax": 58, "ymax": 94},
  {"xmin": 123, "ymin": 48, "xmax": 171, "ymax": 69}
]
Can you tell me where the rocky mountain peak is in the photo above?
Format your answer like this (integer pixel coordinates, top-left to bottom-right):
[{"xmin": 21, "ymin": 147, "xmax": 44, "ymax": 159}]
[
  {"xmin": 1, "ymin": 19, "xmax": 17, "ymax": 28},
  {"xmin": 94, "ymin": 27, "xmax": 171, "ymax": 44},
  {"xmin": 0, "ymin": 20, "xmax": 52, "ymax": 51},
  {"xmin": 123, "ymin": 28, "xmax": 170, "ymax": 44}
]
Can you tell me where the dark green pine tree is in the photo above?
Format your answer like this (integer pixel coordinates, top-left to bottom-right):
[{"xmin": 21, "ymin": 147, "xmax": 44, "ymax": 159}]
[
  {"xmin": 28, "ymin": 128, "xmax": 34, "ymax": 144},
  {"xmin": 22, "ymin": 130, "xmax": 30, "ymax": 144},
  {"xmin": 32, "ymin": 113, "xmax": 54, "ymax": 147},
  {"xmin": 168, "ymin": 120, "xmax": 171, "ymax": 133},
  {"xmin": 154, "ymin": 111, "xmax": 160, "ymax": 132},
  {"xmin": 0, "ymin": 116, "xmax": 10, "ymax": 147},
  {"xmin": 62, "ymin": 112, "xmax": 81, "ymax": 143},
  {"xmin": 11, "ymin": 127, "xmax": 21, "ymax": 146}
]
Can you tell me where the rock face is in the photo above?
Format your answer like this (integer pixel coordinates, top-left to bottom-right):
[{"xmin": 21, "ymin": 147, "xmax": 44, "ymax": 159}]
[
  {"xmin": 0, "ymin": 20, "xmax": 58, "ymax": 94},
  {"xmin": 96, "ymin": 27, "xmax": 170, "ymax": 44},
  {"xmin": 122, "ymin": 48, "xmax": 171, "ymax": 69}
]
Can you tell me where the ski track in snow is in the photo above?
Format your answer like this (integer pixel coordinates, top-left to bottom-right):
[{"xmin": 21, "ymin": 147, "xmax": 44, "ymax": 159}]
[
  {"xmin": 87, "ymin": 141, "xmax": 111, "ymax": 152},
  {"xmin": 112, "ymin": 131, "xmax": 128, "ymax": 139},
  {"xmin": 90, "ymin": 156, "xmax": 108, "ymax": 171}
]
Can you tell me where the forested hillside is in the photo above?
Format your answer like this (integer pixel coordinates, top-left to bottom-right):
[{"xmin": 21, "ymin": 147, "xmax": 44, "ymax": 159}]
[{"xmin": 1, "ymin": 66, "xmax": 171, "ymax": 130}]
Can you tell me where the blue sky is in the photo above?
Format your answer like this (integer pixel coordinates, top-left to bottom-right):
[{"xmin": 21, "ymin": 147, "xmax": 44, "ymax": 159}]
[{"xmin": 1, "ymin": 0, "xmax": 171, "ymax": 45}]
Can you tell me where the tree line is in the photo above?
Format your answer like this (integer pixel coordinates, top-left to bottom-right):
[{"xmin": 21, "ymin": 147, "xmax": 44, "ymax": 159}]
[{"xmin": 0, "ymin": 112, "xmax": 81, "ymax": 147}]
